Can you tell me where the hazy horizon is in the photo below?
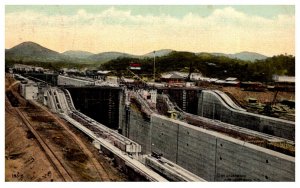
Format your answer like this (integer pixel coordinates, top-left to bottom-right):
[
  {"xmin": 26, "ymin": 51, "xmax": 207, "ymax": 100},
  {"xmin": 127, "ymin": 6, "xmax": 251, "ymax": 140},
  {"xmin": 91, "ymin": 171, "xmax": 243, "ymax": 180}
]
[{"xmin": 5, "ymin": 5, "xmax": 295, "ymax": 56}]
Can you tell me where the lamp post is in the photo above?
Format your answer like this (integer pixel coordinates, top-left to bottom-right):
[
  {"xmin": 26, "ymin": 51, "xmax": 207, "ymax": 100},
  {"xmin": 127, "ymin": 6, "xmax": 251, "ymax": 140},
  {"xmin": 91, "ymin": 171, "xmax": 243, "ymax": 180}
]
[{"xmin": 153, "ymin": 51, "xmax": 156, "ymax": 82}]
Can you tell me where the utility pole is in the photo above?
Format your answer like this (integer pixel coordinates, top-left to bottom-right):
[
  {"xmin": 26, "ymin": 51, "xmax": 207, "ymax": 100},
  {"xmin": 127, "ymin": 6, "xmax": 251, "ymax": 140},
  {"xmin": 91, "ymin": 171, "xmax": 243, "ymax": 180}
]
[{"xmin": 153, "ymin": 51, "xmax": 156, "ymax": 82}]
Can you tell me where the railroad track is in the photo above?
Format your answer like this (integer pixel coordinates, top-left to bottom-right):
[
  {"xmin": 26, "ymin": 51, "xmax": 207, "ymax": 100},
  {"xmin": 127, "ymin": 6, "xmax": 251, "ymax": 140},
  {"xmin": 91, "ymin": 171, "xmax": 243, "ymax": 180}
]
[
  {"xmin": 30, "ymin": 100, "xmax": 111, "ymax": 181},
  {"xmin": 15, "ymin": 108, "xmax": 74, "ymax": 182},
  {"xmin": 6, "ymin": 80, "xmax": 110, "ymax": 181}
]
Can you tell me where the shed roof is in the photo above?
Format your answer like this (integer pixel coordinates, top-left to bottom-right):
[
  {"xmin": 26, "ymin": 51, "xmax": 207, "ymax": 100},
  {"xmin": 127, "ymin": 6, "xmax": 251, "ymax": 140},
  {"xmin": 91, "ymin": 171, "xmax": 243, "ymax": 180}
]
[
  {"xmin": 225, "ymin": 77, "xmax": 238, "ymax": 81},
  {"xmin": 273, "ymin": 75, "xmax": 295, "ymax": 83},
  {"xmin": 161, "ymin": 72, "xmax": 184, "ymax": 79},
  {"xmin": 97, "ymin": 70, "xmax": 111, "ymax": 74}
]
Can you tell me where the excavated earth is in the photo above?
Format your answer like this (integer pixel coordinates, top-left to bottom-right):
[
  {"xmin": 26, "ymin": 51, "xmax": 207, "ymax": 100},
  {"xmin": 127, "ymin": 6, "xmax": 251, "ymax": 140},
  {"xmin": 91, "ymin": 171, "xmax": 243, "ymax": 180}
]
[{"xmin": 5, "ymin": 75, "xmax": 128, "ymax": 182}]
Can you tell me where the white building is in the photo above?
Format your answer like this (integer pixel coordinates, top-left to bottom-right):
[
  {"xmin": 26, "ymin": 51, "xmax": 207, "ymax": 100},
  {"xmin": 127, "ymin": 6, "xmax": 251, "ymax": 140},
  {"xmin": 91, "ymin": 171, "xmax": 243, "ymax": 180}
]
[
  {"xmin": 20, "ymin": 83, "xmax": 38, "ymax": 100},
  {"xmin": 190, "ymin": 73, "xmax": 204, "ymax": 81},
  {"xmin": 225, "ymin": 77, "xmax": 238, "ymax": 81},
  {"xmin": 272, "ymin": 75, "xmax": 295, "ymax": 83},
  {"xmin": 14, "ymin": 64, "xmax": 34, "ymax": 71}
]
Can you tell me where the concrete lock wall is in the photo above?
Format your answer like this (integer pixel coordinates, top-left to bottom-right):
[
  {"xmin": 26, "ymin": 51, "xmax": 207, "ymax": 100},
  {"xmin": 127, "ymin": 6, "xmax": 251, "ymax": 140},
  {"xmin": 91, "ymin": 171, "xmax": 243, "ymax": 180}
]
[
  {"xmin": 150, "ymin": 114, "xmax": 294, "ymax": 181},
  {"xmin": 67, "ymin": 87, "xmax": 121, "ymax": 130},
  {"xmin": 23, "ymin": 73, "xmax": 58, "ymax": 86},
  {"xmin": 127, "ymin": 108, "xmax": 152, "ymax": 154},
  {"xmin": 197, "ymin": 90, "xmax": 295, "ymax": 141},
  {"xmin": 157, "ymin": 88, "xmax": 199, "ymax": 115},
  {"xmin": 57, "ymin": 75, "xmax": 94, "ymax": 86},
  {"xmin": 122, "ymin": 92, "xmax": 294, "ymax": 181}
]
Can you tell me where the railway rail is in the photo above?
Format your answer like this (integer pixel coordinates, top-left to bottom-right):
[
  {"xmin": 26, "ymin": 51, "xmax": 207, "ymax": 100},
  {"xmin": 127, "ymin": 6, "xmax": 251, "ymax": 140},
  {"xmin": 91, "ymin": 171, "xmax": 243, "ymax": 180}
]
[
  {"xmin": 30, "ymin": 100, "xmax": 112, "ymax": 181},
  {"xmin": 14, "ymin": 108, "xmax": 73, "ymax": 182},
  {"xmin": 7, "ymin": 87, "xmax": 111, "ymax": 181}
]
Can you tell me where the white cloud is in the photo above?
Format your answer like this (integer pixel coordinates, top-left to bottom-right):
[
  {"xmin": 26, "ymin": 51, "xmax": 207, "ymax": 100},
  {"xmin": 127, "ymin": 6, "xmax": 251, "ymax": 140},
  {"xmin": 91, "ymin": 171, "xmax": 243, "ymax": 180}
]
[{"xmin": 5, "ymin": 6, "xmax": 294, "ymax": 56}]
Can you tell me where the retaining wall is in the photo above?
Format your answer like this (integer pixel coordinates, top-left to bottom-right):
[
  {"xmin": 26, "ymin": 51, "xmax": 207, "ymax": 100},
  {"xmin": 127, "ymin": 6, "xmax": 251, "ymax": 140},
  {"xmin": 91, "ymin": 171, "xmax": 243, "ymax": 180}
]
[
  {"xmin": 126, "ymin": 105, "xmax": 152, "ymax": 154},
  {"xmin": 57, "ymin": 75, "xmax": 94, "ymax": 86},
  {"xmin": 150, "ymin": 114, "xmax": 294, "ymax": 181},
  {"xmin": 67, "ymin": 87, "xmax": 121, "ymax": 129},
  {"xmin": 122, "ymin": 100, "xmax": 294, "ymax": 181},
  {"xmin": 197, "ymin": 90, "xmax": 295, "ymax": 141}
]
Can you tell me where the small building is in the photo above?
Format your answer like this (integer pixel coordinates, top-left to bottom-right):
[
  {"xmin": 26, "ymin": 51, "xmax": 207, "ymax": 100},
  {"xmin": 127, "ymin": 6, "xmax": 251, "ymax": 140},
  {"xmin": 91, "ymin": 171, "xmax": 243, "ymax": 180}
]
[
  {"xmin": 272, "ymin": 75, "xmax": 295, "ymax": 91},
  {"xmin": 34, "ymin": 66, "xmax": 44, "ymax": 72},
  {"xmin": 224, "ymin": 81, "xmax": 240, "ymax": 87},
  {"xmin": 185, "ymin": 82, "xmax": 196, "ymax": 87},
  {"xmin": 97, "ymin": 70, "xmax": 112, "ymax": 80},
  {"xmin": 224, "ymin": 77, "xmax": 240, "ymax": 87},
  {"xmin": 123, "ymin": 78, "xmax": 135, "ymax": 83},
  {"xmin": 225, "ymin": 77, "xmax": 238, "ymax": 82},
  {"xmin": 272, "ymin": 75, "xmax": 295, "ymax": 83},
  {"xmin": 13, "ymin": 64, "xmax": 34, "ymax": 72},
  {"xmin": 190, "ymin": 73, "xmax": 204, "ymax": 81},
  {"xmin": 147, "ymin": 82, "xmax": 166, "ymax": 88},
  {"xmin": 95, "ymin": 76, "xmax": 119, "ymax": 87},
  {"xmin": 62, "ymin": 68, "xmax": 80, "ymax": 75},
  {"xmin": 140, "ymin": 89, "xmax": 157, "ymax": 106},
  {"xmin": 161, "ymin": 72, "xmax": 185, "ymax": 84},
  {"xmin": 97, "ymin": 70, "xmax": 111, "ymax": 75},
  {"xmin": 207, "ymin": 78, "xmax": 218, "ymax": 83},
  {"xmin": 20, "ymin": 83, "xmax": 38, "ymax": 100},
  {"xmin": 129, "ymin": 63, "xmax": 141, "ymax": 70},
  {"xmin": 215, "ymin": 80, "xmax": 226, "ymax": 85},
  {"xmin": 213, "ymin": 77, "xmax": 240, "ymax": 87}
]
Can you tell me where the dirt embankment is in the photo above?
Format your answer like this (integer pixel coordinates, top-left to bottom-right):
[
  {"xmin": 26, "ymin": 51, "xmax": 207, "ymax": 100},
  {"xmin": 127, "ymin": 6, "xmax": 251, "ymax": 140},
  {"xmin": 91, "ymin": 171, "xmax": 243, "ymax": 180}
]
[
  {"xmin": 197, "ymin": 82, "xmax": 295, "ymax": 121},
  {"xmin": 5, "ymin": 74, "xmax": 128, "ymax": 181},
  {"xmin": 221, "ymin": 87, "xmax": 295, "ymax": 121},
  {"xmin": 221, "ymin": 87, "xmax": 295, "ymax": 107},
  {"xmin": 5, "ymin": 76, "xmax": 63, "ymax": 181},
  {"xmin": 5, "ymin": 105, "xmax": 63, "ymax": 181}
]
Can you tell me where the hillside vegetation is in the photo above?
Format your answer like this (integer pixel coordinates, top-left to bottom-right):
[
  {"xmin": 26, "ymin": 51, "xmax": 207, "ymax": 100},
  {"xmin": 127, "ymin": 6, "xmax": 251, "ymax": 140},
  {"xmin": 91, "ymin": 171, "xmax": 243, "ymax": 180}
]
[
  {"xmin": 5, "ymin": 42, "xmax": 294, "ymax": 83},
  {"xmin": 100, "ymin": 51, "xmax": 294, "ymax": 82}
]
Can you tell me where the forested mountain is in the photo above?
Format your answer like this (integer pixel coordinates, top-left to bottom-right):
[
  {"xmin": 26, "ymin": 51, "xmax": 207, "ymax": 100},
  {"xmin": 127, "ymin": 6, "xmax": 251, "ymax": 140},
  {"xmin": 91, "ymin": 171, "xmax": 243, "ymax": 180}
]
[
  {"xmin": 211, "ymin": 51, "xmax": 268, "ymax": 62},
  {"xmin": 101, "ymin": 51, "xmax": 294, "ymax": 82},
  {"xmin": 62, "ymin": 50, "xmax": 94, "ymax": 59},
  {"xmin": 5, "ymin": 42, "xmax": 293, "ymax": 82},
  {"xmin": 6, "ymin": 41, "xmax": 268, "ymax": 64}
]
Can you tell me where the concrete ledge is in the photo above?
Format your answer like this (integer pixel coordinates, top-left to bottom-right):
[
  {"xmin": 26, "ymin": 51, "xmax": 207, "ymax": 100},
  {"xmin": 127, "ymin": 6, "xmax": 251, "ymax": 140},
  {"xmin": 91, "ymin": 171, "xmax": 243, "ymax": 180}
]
[
  {"xmin": 145, "ymin": 155, "xmax": 206, "ymax": 181},
  {"xmin": 62, "ymin": 114, "xmax": 167, "ymax": 182}
]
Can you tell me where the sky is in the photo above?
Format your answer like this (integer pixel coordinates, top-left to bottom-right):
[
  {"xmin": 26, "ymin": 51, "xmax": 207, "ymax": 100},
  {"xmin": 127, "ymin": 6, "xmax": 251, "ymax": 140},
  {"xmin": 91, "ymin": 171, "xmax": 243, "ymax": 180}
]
[{"xmin": 5, "ymin": 5, "xmax": 295, "ymax": 56}]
